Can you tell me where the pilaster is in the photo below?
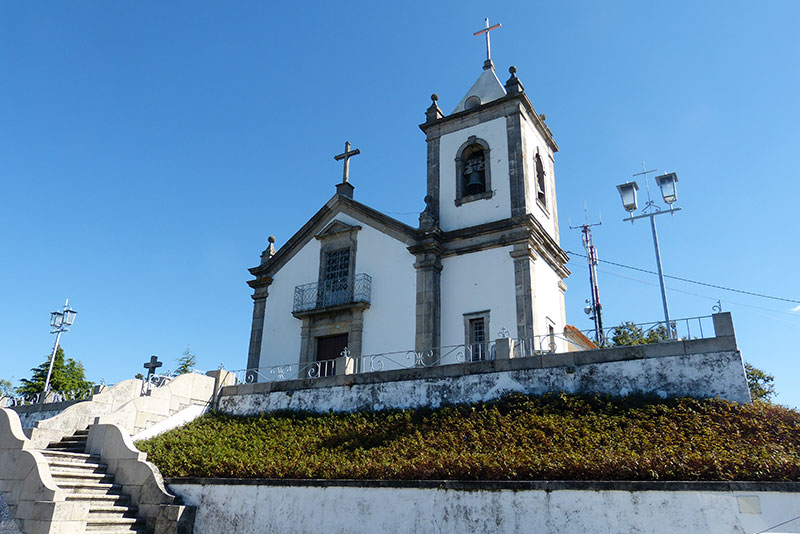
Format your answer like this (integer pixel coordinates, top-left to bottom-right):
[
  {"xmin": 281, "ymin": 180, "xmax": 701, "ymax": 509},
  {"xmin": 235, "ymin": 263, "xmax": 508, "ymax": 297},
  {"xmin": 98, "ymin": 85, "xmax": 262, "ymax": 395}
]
[
  {"xmin": 425, "ymin": 136, "xmax": 441, "ymax": 224},
  {"xmin": 506, "ymin": 112, "xmax": 529, "ymax": 218},
  {"xmin": 510, "ymin": 242, "xmax": 537, "ymax": 339},
  {"xmin": 246, "ymin": 277, "xmax": 272, "ymax": 377},
  {"xmin": 410, "ymin": 233, "xmax": 443, "ymax": 357}
]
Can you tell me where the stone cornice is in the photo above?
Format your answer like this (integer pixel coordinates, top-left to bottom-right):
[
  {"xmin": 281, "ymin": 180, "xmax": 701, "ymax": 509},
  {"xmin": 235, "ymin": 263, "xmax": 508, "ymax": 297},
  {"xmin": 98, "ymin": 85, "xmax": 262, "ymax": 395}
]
[
  {"xmin": 314, "ymin": 220, "xmax": 362, "ymax": 240},
  {"xmin": 247, "ymin": 276, "xmax": 272, "ymax": 300},
  {"xmin": 291, "ymin": 300, "xmax": 370, "ymax": 320},
  {"xmin": 436, "ymin": 215, "xmax": 570, "ymax": 279},
  {"xmin": 419, "ymin": 92, "xmax": 558, "ymax": 153}
]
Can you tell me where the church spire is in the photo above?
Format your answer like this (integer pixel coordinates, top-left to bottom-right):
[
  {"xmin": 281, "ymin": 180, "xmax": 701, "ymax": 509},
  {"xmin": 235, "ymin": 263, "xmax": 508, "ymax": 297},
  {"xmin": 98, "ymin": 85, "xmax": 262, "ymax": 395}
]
[{"xmin": 451, "ymin": 18, "xmax": 507, "ymax": 113}]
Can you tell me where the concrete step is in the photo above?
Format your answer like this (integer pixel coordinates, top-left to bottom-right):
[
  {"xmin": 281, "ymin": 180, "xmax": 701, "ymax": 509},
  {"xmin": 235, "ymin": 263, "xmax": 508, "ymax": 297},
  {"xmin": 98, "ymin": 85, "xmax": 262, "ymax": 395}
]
[
  {"xmin": 87, "ymin": 505, "xmax": 139, "ymax": 520},
  {"xmin": 54, "ymin": 481, "xmax": 123, "ymax": 496},
  {"xmin": 46, "ymin": 444, "xmax": 87, "ymax": 453},
  {"xmin": 84, "ymin": 528, "xmax": 148, "ymax": 534},
  {"xmin": 51, "ymin": 471, "xmax": 116, "ymax": 484},
  {"xmin": 40, "ymin": 450, "xmax": 100, "ymax": 463},
  {"xmin": 39, "ymin": 429, "xmax": 150, "ymax": 533},
  {"xmin": 47, "ymin": 439, "xmax": 86, "ymax": 449},
  {"xmin": 47, "ymin": 459, "xmax": 108, "ymax": 473},
  {"xmin": 65, "ymin": 494, "xmax": 131, "ymax": 506},
  {"xmin": 85, "ymin": 516, "xmax": 147, "ymax": 531},
  {"xmin": 89, "ymin": 503, "xmax": 138, "ymax": 513},
  {"xmin": 51, "ymin": 434, "xmax": 89, "ymax": 445}
]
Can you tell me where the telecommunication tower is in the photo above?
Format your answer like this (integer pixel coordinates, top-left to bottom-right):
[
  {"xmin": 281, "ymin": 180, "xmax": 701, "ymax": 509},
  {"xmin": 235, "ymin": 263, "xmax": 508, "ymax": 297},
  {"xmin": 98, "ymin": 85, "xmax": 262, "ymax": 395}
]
[{"xmin": 570, "ymin": 209, "xmax": 605, "ymax": 345}]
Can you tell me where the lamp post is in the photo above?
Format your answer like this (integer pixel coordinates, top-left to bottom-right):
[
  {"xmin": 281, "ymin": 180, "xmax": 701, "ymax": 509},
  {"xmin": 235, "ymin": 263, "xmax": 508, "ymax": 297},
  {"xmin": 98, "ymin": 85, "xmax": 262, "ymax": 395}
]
[
  {"xmin": 43, "ymin": 298, "xmax": 78, "ymax": 395},
  {"xmin": 616, "ymin": 169, "xmax": 681, "ymax": 339}
]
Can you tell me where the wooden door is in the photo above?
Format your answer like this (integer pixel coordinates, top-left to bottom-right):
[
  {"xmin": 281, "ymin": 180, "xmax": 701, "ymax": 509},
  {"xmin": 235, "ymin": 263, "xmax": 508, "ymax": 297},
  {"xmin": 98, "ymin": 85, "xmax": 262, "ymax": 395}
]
[{"xmin": 315, "ymin": 334, "xmax": 348, "ymax": 376}]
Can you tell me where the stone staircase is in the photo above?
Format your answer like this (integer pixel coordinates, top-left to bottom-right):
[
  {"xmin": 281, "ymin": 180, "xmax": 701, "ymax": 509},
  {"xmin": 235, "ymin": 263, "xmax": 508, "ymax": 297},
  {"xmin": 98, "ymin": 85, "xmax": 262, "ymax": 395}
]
[{"xmin": 41, "ymin": 429, "xmax": 150, "ymax": 533}]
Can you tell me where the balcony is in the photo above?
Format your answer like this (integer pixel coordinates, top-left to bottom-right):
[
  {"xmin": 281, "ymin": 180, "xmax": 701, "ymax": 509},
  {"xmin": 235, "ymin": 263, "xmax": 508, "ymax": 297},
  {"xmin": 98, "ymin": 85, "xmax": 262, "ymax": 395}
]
[{"xmin": 293, "ymin": 273, "xmax": 372, "ymax": 315}]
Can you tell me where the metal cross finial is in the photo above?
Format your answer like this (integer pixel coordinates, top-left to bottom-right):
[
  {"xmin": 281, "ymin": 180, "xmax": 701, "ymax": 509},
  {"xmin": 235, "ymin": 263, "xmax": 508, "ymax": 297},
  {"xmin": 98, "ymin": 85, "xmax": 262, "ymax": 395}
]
[
  {"xmin": 632, "ymin": 161, "xmax": 659, "ymax": 210},
  {"xmin": 473, "ymin": 17, "xmax": 502, "ymax": 67},
  {"xmin": 334, "ymin": 141, "xmax": 361, "ymax": 184}
]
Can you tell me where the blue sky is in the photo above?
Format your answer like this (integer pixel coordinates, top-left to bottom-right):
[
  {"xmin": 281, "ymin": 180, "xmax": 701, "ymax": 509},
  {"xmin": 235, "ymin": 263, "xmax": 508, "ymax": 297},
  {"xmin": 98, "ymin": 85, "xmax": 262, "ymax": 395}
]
[{"xmin": 2, "ymin": 1, "xmax": 799, "ymax": 407}]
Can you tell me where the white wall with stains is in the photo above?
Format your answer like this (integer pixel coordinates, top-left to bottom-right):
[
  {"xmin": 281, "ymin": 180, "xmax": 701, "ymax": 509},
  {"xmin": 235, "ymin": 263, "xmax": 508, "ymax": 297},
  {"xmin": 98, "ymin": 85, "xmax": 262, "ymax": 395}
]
[{"xmin": 168, "ymin": 482, "xmax": 800, "ymax": 534}]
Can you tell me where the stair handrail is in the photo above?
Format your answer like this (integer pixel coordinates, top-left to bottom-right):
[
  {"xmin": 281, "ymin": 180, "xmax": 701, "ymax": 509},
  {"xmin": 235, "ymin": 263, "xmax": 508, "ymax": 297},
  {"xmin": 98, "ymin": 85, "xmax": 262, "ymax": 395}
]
[
  {"xmin": 0, "ymin": 408, "xmax": 90, "ymax": 532},
  {"xmin": 85, "ymin": 422, "xmax": 195, "ymax": 532}
]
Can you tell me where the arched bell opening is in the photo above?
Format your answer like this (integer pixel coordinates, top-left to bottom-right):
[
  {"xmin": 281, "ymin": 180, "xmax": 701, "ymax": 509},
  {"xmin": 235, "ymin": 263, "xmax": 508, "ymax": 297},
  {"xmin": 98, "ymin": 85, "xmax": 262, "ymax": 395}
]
[
  {"xmin": 463, "ymin": 146, "xmax": 486, "ymax": 196},
  {"xmin": 454, "ymin": 136, "xmax": 492, "ymax": 206}
]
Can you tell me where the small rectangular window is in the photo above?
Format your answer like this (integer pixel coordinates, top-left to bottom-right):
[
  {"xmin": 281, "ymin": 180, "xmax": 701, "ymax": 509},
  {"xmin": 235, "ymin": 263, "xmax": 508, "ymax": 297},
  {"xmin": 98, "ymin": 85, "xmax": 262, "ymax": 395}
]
[
  {"xmin": 547, "ymin": 318, "xmax": 556, "ymax": 353},
  {"xmin": 464, "ymin": 310, "xmax": 490, "ymax": 362},
  {"xmin": 470, "ymin": 318, "xmax": 485, "ymax": 351}
]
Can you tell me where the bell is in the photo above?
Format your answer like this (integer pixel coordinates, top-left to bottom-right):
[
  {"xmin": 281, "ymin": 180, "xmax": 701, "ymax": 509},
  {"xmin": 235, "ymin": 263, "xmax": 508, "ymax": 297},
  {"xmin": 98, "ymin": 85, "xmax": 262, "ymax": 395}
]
[{"xmin": 465, "ymin": 171, "xmax": 485, "ymax": 195}]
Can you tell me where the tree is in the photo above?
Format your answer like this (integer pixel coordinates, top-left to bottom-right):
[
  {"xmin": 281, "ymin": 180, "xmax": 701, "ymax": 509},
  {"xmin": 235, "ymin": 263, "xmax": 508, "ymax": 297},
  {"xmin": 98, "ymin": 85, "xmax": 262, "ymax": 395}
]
[
  {"xmin": 174, "ymin": 346, "xmax": 196, "ymax": 376},
  {"xmin": 0, "ymin": 379, "xmax": 13, "ymax": 398},
  {"xmin": 610, "ymin": 321, "xmax": 669, "ymax": 346},
  {"xmin": 17, "ymin": 347, "xmax": 93, "ymax": 395},
  {"xmin": 745, "ymin": 362, "xmax": 776, "ymax": 402}
]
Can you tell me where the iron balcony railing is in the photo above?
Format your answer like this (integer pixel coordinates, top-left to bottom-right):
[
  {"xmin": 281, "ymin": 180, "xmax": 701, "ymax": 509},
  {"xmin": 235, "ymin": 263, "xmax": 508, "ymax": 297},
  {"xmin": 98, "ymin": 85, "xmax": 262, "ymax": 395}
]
[{"xmin": 293, "ymin": 273, "xmax": 372, "ymax": 313}]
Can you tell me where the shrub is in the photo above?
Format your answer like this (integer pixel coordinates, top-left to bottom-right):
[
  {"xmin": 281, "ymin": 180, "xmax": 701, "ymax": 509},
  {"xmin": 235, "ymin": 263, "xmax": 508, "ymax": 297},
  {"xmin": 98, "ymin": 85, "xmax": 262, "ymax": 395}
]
[{"xmin": 136, "ymin": 394, "xmax": 800, "ymax": 481}]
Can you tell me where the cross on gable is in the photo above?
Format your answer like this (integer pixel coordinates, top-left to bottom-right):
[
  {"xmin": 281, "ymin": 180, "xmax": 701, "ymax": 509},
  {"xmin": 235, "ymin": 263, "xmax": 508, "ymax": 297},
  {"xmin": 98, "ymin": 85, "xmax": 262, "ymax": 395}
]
[
  {"xmin": 473, "ymin": 17, "xmax": 502, "ymax": 68},
  {"xmin": 143, "ymin": 355, "xmax": 162, "ymax": 376},
  {"xmin": 334, "ymin": 141, "xmax": 360, "ymax": 184}
]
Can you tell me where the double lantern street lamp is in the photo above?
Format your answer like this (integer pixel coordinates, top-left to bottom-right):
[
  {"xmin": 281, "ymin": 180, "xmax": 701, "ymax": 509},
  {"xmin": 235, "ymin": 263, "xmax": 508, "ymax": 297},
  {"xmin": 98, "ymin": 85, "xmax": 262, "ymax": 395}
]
[
  {"xmin": 43, "ymin": 299, "xmax": 78, "ymax": 394},
  {"xmin": 616, "ymin": 170, "xmax": 680, "ymax": 340}
]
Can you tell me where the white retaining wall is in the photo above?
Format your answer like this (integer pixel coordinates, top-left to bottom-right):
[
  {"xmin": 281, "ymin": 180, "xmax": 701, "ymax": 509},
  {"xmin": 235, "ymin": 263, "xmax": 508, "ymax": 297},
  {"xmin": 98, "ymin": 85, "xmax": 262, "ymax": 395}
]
[
  {"xmin": 219, "ymin": 346, "xmax": 751, "ymax": 415},
  {"xmin": 167, "ymin": 480, "xmax": 800, "ymax": 534},
  {"xmin": 222, "ymin": 314, "xmax": 749, "ymax": 414}
]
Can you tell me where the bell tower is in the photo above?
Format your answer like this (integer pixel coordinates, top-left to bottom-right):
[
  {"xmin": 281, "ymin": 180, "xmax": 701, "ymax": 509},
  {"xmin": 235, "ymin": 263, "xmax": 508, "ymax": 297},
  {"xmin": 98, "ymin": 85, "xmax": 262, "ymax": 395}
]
[
  {"xmin": 415, "ymin": 37, "xmax": 569, "ymax": 352},
  {"xmin": 419, "ymin": 63, "xmax": 561, "ymax": 237}
]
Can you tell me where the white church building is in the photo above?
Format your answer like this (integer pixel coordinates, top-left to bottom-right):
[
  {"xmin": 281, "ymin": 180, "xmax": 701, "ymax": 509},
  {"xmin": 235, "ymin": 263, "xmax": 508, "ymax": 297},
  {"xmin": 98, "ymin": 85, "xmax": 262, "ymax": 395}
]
[{"xmin": 245, "ymin": 53, "xmax": 570, "ymax": 380}]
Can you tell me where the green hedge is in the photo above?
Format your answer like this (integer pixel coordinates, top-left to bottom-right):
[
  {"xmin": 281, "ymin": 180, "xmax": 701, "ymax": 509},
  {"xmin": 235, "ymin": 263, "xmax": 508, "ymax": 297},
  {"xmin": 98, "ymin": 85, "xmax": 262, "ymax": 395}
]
[{"xmin": 136, "ymin": 394, "xmax": 800, "ymax": 481}]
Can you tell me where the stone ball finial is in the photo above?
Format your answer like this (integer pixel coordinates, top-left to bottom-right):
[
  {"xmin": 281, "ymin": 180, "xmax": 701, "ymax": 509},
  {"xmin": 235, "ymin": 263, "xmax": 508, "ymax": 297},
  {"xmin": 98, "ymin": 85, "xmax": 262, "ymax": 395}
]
[
  {"xmin": 268, "ymin": 235, "xmax": 276, "ymax": 244},
  {"xmin": 509, "ymin": 65, "xmax": 517, "ymax": 75},
  {"xmin": 539, "ymin": 113, "xmax": 547, "ymax": 121},
  {"xmin": 431, "ymin": 93, "xmax": 439, "ymax": 102}
]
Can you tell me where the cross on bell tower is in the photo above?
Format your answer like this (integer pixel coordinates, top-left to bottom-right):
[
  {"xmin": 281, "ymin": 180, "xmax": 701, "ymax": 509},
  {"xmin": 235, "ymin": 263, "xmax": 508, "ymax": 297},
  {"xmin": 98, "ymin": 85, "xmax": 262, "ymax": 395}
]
[
  {"xmin": 473, "ymin": 17, "xmax": 502, "ymax": 70},
  {"xmin": 333, "ymin": 141, "xmax": 360, "ymax": 198}
]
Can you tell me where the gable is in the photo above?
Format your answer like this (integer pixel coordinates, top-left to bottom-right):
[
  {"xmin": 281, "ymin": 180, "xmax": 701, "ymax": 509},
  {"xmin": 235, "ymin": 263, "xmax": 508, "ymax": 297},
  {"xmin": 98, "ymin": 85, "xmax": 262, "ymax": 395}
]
[{"xmin": 250, "ymin": 195, "xmax": 419, "ymax": 279}]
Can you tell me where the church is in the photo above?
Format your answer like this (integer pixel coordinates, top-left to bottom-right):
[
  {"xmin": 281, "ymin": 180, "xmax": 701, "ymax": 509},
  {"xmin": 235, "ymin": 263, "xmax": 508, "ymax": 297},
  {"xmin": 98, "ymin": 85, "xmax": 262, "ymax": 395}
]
[{"xmin": 245, "ymin": 35, "xmax": 570, "ymax": 380}]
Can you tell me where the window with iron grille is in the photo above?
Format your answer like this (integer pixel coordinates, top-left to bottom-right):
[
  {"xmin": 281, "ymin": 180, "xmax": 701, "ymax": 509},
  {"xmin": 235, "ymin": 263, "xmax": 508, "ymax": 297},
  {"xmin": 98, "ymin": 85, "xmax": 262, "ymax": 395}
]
[{"xmin": 321, "ymin": 248, "xmax": 350, "ymax": 305}]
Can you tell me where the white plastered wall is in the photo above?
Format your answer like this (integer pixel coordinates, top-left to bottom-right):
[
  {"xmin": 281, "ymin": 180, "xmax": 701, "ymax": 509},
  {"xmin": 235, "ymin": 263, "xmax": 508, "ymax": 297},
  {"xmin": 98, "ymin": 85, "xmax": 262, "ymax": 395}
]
[
  {"xmin": 259, "ymin": 213, "xmax": 416, "ymax": 370},
  {"xmin": 440, "ymin": 246, "xmax": 517, "ymax": 362},
  {"xmin": 438, "ymin": 116, "xmax": 511, "ymax": 232},
  {"xmin": 170, "ymin": 484, "xmax": 799, "ymax": 534},
  {"xmin": 259, "ymin": 238, "xmax": 320, "ymax": 368},
  {"xmin": 333, "ymin": 214, "xmax": 416, "ymax": 361},
  {"xmin": 533, "ymin": 258, "xmax": 567, "ymax": 352}
]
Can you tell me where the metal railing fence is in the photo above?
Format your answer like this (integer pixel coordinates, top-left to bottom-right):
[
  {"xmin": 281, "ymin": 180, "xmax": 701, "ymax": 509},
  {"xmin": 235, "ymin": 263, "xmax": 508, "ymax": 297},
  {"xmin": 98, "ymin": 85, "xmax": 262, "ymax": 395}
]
[
  {"xmin": 0, "ymin": 387, "xmax": 94, "ymax": 407},
  {"xmin": 232, "ymin": 315, "xmax": 717, "ymax": 385}
]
